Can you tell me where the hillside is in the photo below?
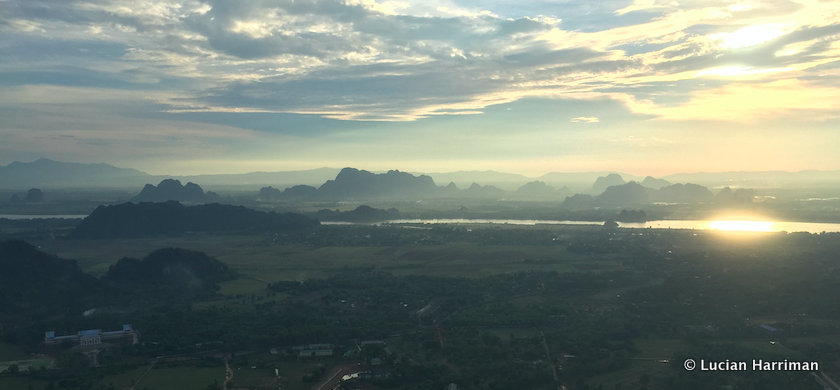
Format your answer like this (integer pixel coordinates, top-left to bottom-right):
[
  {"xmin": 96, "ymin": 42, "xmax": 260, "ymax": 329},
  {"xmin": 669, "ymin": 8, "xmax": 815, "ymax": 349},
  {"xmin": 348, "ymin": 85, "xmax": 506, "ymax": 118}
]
[
  {"xmin": 104, "ymin": 248, "xmax": 235, "ymax": 300},
  {"xmin": 0, "ymin": 240, "xmax": 102, "ymax": 317},
  {"xmin": 70, "ymin": 201, "xmax": 319, "ymax": 238}
]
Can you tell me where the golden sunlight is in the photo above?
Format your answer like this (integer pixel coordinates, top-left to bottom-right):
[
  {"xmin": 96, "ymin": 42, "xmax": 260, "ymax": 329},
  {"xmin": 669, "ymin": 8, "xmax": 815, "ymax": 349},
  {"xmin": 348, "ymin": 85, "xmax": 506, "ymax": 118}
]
[
  {"xmin": 708, "ymin": 220, "xmax": 775, "ymax": 232},
  {"xmin": 713, "ymin": 23, "xmax": 791, "ymax": 49}
]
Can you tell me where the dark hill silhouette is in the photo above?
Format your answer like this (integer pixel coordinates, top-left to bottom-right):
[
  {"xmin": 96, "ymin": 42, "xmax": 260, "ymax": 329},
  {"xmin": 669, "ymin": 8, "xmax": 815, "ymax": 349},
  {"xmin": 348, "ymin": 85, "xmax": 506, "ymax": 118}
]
[
  {"xmin": 0, "ymin": 241, "xmax": 239, "ymax": 317},
  {"xmin": 563, "ymin": 181, "xmax": 715, "ymax": 208},
  {"xmin": 315, "ymin": 205, "xmax": 399, "ymax": 222},
  {"xmin": 463, "ymin": 183, "xmax": 506, "ymax": 198},
  {"xmin": 0, "ymin": 240, "xmax": 101, "ymax": 316},
  {"xmin": 278, "ymin": 184, "xmax": 318, "ymax": 200},
  {"xmin": 439, "ymin": 182, "xmax": 460, "ymax": 197},
  {"xmin": 317, "ymin": 168, "xmax": 438, "ymax": 199},
  {"xmin": 592, "ymin": 173, "xmax": 625, "ymax": 193},
  {"xmin": 598, "ymin": 181, "xmax": 650, "ymax": 205},
  {"xmin": 515, "ymin": 181, "xmax": 557, "ymax": 197},
  {"xmin": 24, "ymin": 188, "xmax": 44, "ymax": 202},
  {"xmin": 654, "ymin": 183, "xmax": 714, "ymax": 203},
  {"xmin": 132, "ymin": 179, "xmax": 220, "ymax": 203},
  {"xmin": 258, "ymin": 186, "xmax": 283, "ymax": 200},
  {"xmin": 715, "ymin": 187, "xmax": 755, "ymax": 204},
  {"xmin": 70, "ymin": 201, "xmax": 319, "ymax": 238},
  {"xmin": 641, "ymin": 176, "xmax": 671, "ymax": 189},
  {"xmin": 562, "ymin": 193, "xmax": 596, "ymax": 209},
  {"xmin": 104, "ymin": 248, "xmax": 235, "ymax": 300}
]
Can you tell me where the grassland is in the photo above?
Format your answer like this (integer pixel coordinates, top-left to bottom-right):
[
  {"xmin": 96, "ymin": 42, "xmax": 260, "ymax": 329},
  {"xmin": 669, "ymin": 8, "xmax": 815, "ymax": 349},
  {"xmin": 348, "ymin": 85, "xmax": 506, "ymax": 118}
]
[
  {"xmin": 0, "ymin": 341, "xmax": 27, "ymax": 361},
  {"xmin": 43, "ymin": 232, "xmax": 613, "ymax": 282}
]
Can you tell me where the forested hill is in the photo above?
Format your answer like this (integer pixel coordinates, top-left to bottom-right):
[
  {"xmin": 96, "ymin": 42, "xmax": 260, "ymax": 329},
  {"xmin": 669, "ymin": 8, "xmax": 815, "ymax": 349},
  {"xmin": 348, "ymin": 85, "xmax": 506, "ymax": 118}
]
[
  {"xmin": 0, "ymin": 240, "xmax": 101, "ymax": 317},
  {"xmin": 103, "ymin": 247, "xmax": 236, "ymax": 301},
  {"xmin": 70, "ymin": 201, "xmax": 319, "ymax": 238},
  {"xmin": 0, "ymin": 241, "xmax": 238, "ymax": 320}
]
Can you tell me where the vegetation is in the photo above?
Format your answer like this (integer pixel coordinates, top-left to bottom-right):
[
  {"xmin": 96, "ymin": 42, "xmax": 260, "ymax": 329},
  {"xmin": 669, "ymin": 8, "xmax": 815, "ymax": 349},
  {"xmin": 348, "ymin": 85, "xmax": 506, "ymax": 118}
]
[
  {"xmin": 1, "ymin": 222, "xmax": 840, "ymax": 389},
  {"xmin": 70, "ymin": 201, "xmax": 318, "ymax": 238}
]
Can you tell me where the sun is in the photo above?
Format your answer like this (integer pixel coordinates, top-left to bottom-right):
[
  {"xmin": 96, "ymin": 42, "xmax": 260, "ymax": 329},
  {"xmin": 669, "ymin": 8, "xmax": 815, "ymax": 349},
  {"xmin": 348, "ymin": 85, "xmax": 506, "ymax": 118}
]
[{"xmin": 707, "ymin": 220, "xmax": 775, "ymax": 232}]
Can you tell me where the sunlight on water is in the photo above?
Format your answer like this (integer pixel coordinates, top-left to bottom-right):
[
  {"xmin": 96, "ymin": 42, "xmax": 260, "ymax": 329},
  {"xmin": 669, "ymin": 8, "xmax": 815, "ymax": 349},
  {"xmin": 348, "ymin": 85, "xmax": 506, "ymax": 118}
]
[{"xmin": 707, "ymin": 220, "xmax": 775, "ymax": 232}]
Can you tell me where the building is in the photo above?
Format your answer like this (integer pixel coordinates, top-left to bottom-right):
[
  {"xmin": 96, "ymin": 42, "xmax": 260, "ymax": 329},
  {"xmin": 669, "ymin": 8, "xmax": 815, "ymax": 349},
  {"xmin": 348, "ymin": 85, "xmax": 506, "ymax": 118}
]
[{"xmin": 45, "ymin": 324, "xmax": 138, "ymax": 347}]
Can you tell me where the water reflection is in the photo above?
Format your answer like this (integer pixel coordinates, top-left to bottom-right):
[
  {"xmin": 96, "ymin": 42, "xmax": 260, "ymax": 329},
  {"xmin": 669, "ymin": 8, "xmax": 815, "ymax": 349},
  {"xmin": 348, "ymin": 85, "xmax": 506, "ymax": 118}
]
[
  {"xmin": 381, "ymin": 219, "xmax": 840, "ymax": 234},
  {"xmin": 707, "ymin": 220, "xmax": 774, "ymax": 232}
]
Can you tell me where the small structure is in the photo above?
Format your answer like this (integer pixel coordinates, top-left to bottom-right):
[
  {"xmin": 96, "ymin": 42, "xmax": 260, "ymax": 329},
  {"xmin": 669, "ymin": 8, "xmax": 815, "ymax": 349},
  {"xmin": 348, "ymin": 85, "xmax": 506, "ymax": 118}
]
[
  {"xmin": 45, "ymin": 325, "xmax": 138, "ymax": 367},
  {"xmin": 760, "ymin": 324, "xmax": 780, "ymax": 333},
  {"xmin": 45, "ymin": 324, "xmax": 138, "ymax": 348},
  {"xmin": 292, "ymin": 343, "xmax": 334, "ymax": 358}
]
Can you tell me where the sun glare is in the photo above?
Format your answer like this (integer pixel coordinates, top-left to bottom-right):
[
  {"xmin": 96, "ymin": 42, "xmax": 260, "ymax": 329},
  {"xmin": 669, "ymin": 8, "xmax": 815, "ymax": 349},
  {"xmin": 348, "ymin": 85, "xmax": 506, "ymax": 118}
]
[
  {"xmin": 713, "ymin": 23, "xmax": 790, "ymax": 49},
  {"xmin": 708, "ymin": 220, "xmax": 775, "ymax": 232}
]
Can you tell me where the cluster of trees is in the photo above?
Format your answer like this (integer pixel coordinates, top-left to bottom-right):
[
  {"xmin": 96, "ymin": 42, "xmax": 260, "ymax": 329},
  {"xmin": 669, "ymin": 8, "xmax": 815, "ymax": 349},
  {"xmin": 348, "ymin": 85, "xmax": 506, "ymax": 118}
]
[{"xmin": 3, "ymin": 226, "xmax": 840, "ymax": 389}]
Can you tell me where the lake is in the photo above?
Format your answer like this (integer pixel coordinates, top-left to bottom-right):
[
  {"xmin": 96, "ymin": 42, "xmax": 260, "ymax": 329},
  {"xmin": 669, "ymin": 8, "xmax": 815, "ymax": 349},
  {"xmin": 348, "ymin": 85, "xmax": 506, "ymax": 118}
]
[
  {"xmin": 380, "ymin": 219, "xmax": 840, "ymax": 234},
  {"xmin": 0, "ymin": 214, "xmax": 88, "ymax": 220}
]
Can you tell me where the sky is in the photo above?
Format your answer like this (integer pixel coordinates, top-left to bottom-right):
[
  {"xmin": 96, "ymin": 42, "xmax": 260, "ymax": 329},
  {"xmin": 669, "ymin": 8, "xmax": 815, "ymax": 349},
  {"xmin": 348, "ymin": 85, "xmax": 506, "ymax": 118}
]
[{"xmin": 1, "ymin": 0, "xmax": 839, "ymax": 177}]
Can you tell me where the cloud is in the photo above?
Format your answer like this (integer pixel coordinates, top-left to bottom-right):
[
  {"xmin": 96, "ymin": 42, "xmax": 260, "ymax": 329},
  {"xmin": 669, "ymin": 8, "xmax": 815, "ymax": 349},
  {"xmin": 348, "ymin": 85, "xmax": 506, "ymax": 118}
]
[
  {"xmin": 624, "ymin": 79, "xmax": 840, "ymax": 122},
  {"xmin": 570, "ymin": 116, "xmax": 599, "ymax": 123},
  {"xmin": 1, "ymin": 0, "xmax": 840, "ymax": 125}
]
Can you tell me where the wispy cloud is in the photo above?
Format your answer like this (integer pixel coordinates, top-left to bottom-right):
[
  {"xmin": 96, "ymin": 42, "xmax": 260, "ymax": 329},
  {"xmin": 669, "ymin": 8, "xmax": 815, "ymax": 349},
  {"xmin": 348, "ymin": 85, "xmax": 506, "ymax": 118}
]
[
  {"xmin": 1, "ymin": 0, "xmax": 840, "ymax": 173},
  {"xmin": 1, "ymin": 0, "xmax": 838, "ymax": 123}
]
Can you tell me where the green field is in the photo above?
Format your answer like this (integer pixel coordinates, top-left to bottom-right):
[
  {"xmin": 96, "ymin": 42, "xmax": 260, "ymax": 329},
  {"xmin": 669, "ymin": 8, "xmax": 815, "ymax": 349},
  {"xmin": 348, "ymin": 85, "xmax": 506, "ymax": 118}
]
[
  {"xmin": 586, "ymin": 338, "xmax": 688, "ymax": 389},
  {"xmin": 0, "ymin": 376, "xmax": 53, "ymax": 390},
  {"xmin": 0, "ymin": 342, "xmax": 27, "ymax": 361},
  {"xmin": 100, "ymin": 365, "xmax": 224, "ymax": 390},
  {"xmin": 45, "ymin": 235, "xmax": 608, "ymax": 283}
]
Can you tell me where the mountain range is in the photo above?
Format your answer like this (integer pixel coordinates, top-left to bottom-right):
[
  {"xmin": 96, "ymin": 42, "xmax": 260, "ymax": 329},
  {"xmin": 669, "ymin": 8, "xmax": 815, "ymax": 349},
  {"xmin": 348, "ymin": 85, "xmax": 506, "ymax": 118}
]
[
  {"xmin": 132, "ymin": 179, "xmax": 220, "ymax": 203},
  {"xmin": 0, "ymin": 158, "xmax": 149, "ymax": 189},
  {"xmin": 1, "ymin": 158, "xmax": 837, "ymax": 191}
]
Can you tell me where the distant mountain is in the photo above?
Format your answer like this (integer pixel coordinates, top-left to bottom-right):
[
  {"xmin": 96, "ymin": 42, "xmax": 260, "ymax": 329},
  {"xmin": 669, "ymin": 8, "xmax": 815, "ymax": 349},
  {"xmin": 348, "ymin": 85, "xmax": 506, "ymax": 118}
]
[
  {"xmin": 515, "ymin": 181, "xmax": 558, "ymax": 197},
  {"xmin": 132, "ymin": 179, "xmax": 220, "ymax": 203},
  {"xmin": 176, "ymin": 168, "xmax": 340, "ymax": 187},
  {"xmin": 260, "ymin": 168, "xmax": 520, "ymax": 201},
  {"xmin": 317, "ymin": 168, "xmax": 438, "ymax": 200},
  {"xmin": 593, "ymin": 173, "xmax": 626, "ymax": 193},
  {"xmin": 0, "ymin": 158, "xmax": 149, "ymax": 189},
  {"xmin": 653, "ymin": 183, "xmax": 714, "ymax": 203},
  {"xmin": 423, "ymin": 170, "xmax": 533, "ymax": 190},
  {"xmin": 70, "ymin": 201, "xmax": 319, "ymax": 238},
  {"xmin": 641, "ymin": 176, "xmax": 671, "ymax": 189},
  {"xmin": 463, "ymin": 183, "xmax": 506, "ymax": 198},
  {"xmin": 715, "ymin": 187, "xmax": 755, "ymax": 204},
  {"xmin": 439, "ymin": 182, "xmax": 460, "ymax": 197},
  {"xmin": 539, "ymin": 171, "xmax": 636, "ymax": 191},
  {"xmin": 561, "ymin": 194, "xmax": 597, "ymax": 210},
  {"xmin": 598, "ymin": 181, "xmax": 649, "ymax": 205},
  {"xmin": 562, "ymin": 181, "xmax": 717, "ymax": 208},
  {"xmin": 663, "ymin": 170, "xmax": 840, "ymax": 188},
  {"xmin": 0, "ymin": 159, "xmax": 341, "ymax": 190}
]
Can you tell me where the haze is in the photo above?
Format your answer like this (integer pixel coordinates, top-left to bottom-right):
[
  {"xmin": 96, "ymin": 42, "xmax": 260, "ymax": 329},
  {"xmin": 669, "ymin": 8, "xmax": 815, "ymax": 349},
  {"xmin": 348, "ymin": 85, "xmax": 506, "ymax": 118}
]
[{"xmin": 1, "ymin": 0, "xmax": 839, "ymax": 176}]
